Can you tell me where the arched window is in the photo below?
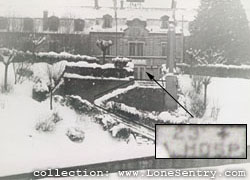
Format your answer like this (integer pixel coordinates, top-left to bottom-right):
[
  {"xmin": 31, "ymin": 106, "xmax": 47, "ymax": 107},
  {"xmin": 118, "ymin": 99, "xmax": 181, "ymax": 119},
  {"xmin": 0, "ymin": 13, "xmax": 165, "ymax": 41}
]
[
  {"xmin": 103, "ymin": 14, "xmax": 112, "ymax": 28},
  {"xmin": 161, "ymin": 15, "xmax": 169, "ymax": 29},
  {"xmin": 23, "ymin": 18, "xmax": 34, "ymax": 32},
  {"xmin": 0, "ymin": 17, "xmax": 8, "ymax": 30},
  {"xmin": 74, "ymin": 19, "xmax": 85, "ymax": 31},
  {"xmin": 48, "ymin": 16, "xmax": 59, "ymax": 31}
]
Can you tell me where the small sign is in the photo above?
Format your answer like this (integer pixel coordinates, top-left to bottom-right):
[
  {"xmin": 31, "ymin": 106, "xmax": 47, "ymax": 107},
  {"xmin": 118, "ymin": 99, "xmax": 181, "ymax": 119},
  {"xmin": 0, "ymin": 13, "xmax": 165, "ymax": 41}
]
[{"xmin": 156, "ymin": 124, "xmax": 247, "ymax": 159}]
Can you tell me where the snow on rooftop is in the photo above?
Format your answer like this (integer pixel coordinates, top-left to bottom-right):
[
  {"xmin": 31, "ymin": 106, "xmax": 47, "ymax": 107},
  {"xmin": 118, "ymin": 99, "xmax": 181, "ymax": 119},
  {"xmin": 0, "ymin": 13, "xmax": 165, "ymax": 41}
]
[{"xmin": 0, "ymin": 4, "xmax": 196, "ymax": 22}]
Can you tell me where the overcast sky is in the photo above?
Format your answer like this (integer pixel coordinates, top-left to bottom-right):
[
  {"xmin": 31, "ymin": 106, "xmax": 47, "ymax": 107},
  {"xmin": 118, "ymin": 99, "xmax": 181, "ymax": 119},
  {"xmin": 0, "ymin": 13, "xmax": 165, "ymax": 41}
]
[
  {"xmin": 0, "ymin": 0, "xmax": 249, "ymax": 9},
  {"xmin": 1, "ymin": 0, "xmax": 250, "ymax": 14}
]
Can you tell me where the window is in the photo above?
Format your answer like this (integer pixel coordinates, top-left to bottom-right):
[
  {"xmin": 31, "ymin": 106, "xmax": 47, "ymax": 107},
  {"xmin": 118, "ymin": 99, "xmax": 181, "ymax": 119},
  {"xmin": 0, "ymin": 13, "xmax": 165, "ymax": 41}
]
[
  {"xmin": 74, "ymin": 19, "xmax": 85, "ymax": 31},
  {"xmin": 137, "ymin": 43, "xmax": 143, "ymax": 56},
  {"xmin": 103, "ymin": 15, "xmax": 112, "ymax": 28},
  {"xmin": 129, "ymin": 42, "xmax": 144, "ymax": 56},
  {"xmin": 0, "ymin": 17, "xmax": 8, "ymax": 30},
  {"xmin": 48, "ymin": 16, "xmax": 59, "ymax": 31},
  {"xmin": 161, "ymin": 15, "xmax": 169, "ymax": 29},
  {"xmin": 161, "ymin": 42, "xmax": 167, "ymax": 56},
  {"xmin": 23, "ymin": 18, "xmax": 33, "ymax": 32}
]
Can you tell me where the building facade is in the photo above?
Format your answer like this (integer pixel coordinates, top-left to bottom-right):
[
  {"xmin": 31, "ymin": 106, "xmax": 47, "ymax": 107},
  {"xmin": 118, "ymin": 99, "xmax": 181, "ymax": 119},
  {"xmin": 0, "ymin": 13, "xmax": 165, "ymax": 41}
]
[{"xmin": 0, "ymin": 3, "xmax": 193, "ymax": 79}]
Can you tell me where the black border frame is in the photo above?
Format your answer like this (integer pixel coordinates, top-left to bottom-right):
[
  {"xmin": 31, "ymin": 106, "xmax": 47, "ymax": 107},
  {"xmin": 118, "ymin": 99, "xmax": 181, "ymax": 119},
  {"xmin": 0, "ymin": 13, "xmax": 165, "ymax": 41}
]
[{"xmin": 155, "ymin": 124, "xmax": 247, "ymax": 159}]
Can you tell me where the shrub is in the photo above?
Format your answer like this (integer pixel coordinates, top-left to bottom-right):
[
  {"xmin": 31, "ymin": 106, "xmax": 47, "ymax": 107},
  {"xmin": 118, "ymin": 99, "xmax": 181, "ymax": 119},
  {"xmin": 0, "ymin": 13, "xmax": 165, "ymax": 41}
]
[
  {"xmin": 35, "ymin": 119, "xmax": 55, "ymax": 132},
  {"xmin": 191, "ymin": 76, "xmax": 204, "ymax": 94},
  {"xmin": 94, "ymin": 114, "xmax": 119, "ymax": 130},
  {"xmin": 66, "ymin": 127, "xmax": 85, "ymax": 143},
  {"xmin": 189, "ymin": 92, "xmax": 206, "ymax": 118},
  {"xmin": 210, "ymin": 102, "xmax": 221, "ymax": 122},
  {"xmin": 115, "ymin": 128, "xmax": 131, "ymax": 139},
  {"xmin": 35, "ymin": 111, "xmax": 62, "ymax": 132},
  {"xmin": 15, "ymin": 66, "xmax": 34, "ymax": 83},
  {"xmin": 32, "ymin": 79, "xmax": 48, "ymax": 102}
]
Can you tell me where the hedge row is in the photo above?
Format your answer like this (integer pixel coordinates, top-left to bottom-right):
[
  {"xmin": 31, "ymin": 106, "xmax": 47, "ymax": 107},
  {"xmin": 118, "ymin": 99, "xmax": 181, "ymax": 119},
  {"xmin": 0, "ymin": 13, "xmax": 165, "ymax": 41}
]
[
  {"xmin": 65, "ymin": 66, "xmax": 134, "ymax": 79},
  {"xmin": 177, "ymin": 63, "xmax": 250, "ymax": 79},
  {"xmin": 11, "ymin": 51, "xmax": 98, "ymax": 64}
]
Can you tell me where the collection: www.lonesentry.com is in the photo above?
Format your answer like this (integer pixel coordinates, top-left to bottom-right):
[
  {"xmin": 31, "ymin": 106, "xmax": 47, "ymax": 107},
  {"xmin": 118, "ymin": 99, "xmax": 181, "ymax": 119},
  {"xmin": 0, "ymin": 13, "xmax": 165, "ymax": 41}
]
[{"xmin": 33, "ymin": 169, "xmax": 247, "ymax": 179}]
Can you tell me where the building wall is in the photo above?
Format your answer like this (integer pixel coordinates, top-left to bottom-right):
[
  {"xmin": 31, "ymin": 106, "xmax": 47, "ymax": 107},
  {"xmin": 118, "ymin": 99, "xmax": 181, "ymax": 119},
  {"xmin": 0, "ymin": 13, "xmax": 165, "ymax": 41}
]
[{"xmin": 0, "ymin": 13, "xmax": 185, "ymax": 79}]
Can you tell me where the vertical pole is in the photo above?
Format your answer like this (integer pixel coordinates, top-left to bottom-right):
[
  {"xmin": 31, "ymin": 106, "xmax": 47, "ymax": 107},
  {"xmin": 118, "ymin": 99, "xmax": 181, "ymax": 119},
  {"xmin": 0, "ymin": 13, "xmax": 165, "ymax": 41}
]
[
  {"xmin": 168, "ymin": 23, "xmax": 175, "ymax": 73},
  {"xmin": 181, "ymin": 15, "xmax": 184, "ymax": 63},
  {"xmin": 114, "ymin": 0, "xmax": 118, "ymax": 56}
]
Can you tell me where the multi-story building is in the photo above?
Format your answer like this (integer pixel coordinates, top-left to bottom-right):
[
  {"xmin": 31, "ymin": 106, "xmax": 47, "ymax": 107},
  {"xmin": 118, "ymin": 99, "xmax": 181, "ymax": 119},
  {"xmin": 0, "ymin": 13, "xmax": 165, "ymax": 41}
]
[{"xmin": 0, "ymin": 0, "xmax": 194, "ymax": 79}]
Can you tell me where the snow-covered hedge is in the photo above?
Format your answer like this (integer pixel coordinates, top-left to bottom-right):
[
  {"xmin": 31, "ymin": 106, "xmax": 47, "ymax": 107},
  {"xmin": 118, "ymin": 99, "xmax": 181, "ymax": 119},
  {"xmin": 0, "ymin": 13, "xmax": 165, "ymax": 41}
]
[
  {"xmin": 54, "ymin": 95, "xmax": 99, "ymax": 114},
  {"xmin": 65, "ymin": 64, "xmax": 134, "ymax": 80},
  {"xmin": 105, "ymin": 101, "xmax": 164, "ymax": 127},
  {"xmin": 0, "ymin": 48, "xmax": 98, "ymax": 64},
  {"xmin": 112, "ymin": 57, "xmax": 131, "ymax": 69},
  {"xmin": 177, "ymin": 63, "xmax": 250, "ymax": 78}
]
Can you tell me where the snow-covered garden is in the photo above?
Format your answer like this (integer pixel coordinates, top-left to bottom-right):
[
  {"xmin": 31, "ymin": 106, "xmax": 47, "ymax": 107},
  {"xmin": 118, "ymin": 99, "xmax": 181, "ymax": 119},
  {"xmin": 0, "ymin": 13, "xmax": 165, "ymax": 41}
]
[
  {"xmin": 0, "ymin": 49, "xmax": 250, "ymax": 177},
  {"xmin": 0, "ymin": 54, "xmax": 152, "ymax": 177}
]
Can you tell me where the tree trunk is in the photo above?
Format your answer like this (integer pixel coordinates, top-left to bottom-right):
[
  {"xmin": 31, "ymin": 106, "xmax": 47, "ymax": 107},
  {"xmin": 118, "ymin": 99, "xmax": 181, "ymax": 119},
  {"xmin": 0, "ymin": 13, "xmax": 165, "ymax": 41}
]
[
  {"xmin": 13, "ymin": 63, "xmax": 17, "ymax": 85},
  {"xmin": 4, "ymin": 64, "xmax": 9, "ymax": 91},
  {"xmin": 102, "ymin": 50, "xmax": 106, "ymax": 65},
  {"xmin": 204, "ymin": 84, "xmax": 207, "ymax": 108},
  {"xmin": 50, "ymin": 91, "xmax": 53, "ymax": 110}
]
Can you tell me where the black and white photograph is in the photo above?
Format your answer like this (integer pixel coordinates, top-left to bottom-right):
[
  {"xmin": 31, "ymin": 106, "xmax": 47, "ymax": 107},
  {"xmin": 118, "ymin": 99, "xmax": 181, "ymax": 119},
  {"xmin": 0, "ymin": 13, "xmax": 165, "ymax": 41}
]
[{"xmin": 0, "ymin": 0, "xmax": 249, "ymax": 179}]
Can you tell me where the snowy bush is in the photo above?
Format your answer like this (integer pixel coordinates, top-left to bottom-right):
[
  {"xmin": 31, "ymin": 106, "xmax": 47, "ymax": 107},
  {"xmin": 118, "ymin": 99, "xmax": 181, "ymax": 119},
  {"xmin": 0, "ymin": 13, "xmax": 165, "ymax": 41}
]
[
  {"xmin": 13, "ymin": 62, "xmax": 33, "ymax": 84},
  {"xmin": 32, "ymin": 79, "xmax": 49, "ymax": 102},
  {"xmin": 112, "ymin": 57, "xmax": 131, "ymax": 69},
  {"xmin": 35, "ymin": 119, "xmax": 55, "ymax": 132},
  {"xmin": 65, "ymin": 95, "xmax": 98, "ymax": 114},
  {"xmin": 210, "ymin": 102, "xmax": 221, "ymax": 122},
  {"xmin": 53, "ymin": 95, "xmax": 99, "ymax": 115},
  {"xmin": 191, "ymin": 76, "xmax": 204, "ymax": 94},
  {"xmin": 188, "ymin": 92, "xmax": 206, "ymax": 118},
  {"xmin": 35, "ymin": 111, "xmax": 62, "ymax": 132},
  {"xmin": 66, "ymin": 127, "xmax": 85, "ymax": 143},
  {"xmin": 94, "ymin": 114, "xmax": 118, "ymax": 130},
  {"xmin": 17, "ymin": 67, "xmax": 33, "ymax": 78},
  {"xmin": 110, "ymin": 124, "xmax": 131, "ymax": 139}
]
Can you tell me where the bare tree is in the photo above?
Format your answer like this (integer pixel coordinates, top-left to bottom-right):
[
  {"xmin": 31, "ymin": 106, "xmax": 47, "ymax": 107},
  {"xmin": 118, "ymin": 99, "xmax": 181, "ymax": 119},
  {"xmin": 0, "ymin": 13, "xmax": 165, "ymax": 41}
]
[
  {"xmin": 13, "ymin": 35, "xmax": 46, "ymax": 84},
  {"xmin": 29, "ymin": 34, "xmax": 46, "ymax": 54},
  {"xmin": 187, "ymin": 48, "xmax": 226, "ymax": 109},
  {"xmin": 0, "ymin": 48, "xmax": 16, "ymax": 92},
  {"xmin": 202, "ymin": 76, "xmax": 211, "ymax": 108},
  {"xmin": 46, "ymin": 62, "xmax": 65, "ymax": 110},
  {"xmin": 96, "ymin": 40, "xmax": 113, "ymax": 64}
]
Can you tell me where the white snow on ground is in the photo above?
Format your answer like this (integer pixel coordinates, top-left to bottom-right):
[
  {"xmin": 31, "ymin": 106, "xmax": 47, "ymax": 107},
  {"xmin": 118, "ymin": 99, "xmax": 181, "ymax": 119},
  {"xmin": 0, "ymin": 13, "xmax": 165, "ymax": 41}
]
[
  {"xmin": 0, "ymin": 90, "xmax": 154, "ymax": 176},
  {"xmin": 178, "ymin": 75, "xmax": 250, "ymax": 145},
  {"xmin": 0, "ymin": 63, "xmax": 154, "ymax": 177},
  {"xmin": 1, "ymin": 61, "xmax": 250, "ymax": 177}
]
